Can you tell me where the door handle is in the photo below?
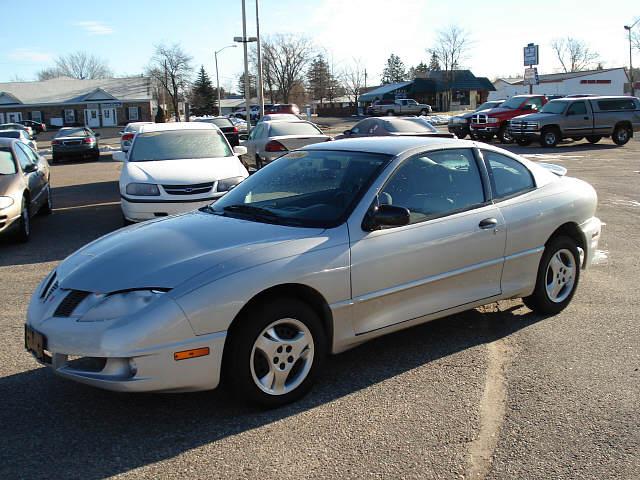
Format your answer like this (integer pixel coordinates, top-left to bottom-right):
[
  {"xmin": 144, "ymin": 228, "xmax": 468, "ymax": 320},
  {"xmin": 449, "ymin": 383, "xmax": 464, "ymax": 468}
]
[
  {"xmin": 584, "ymin": 116, "xmax": 589, "ymax": 120},
  {"xmin": 479, "ymin": 218, "xmax": 498, "ymax": 229}
]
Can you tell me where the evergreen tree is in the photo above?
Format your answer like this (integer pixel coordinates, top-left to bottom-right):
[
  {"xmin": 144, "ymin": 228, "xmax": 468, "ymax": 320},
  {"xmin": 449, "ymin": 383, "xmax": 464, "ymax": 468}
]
[
  {"xmin": 408, "ymin": 61, "xmax": 429, "ymax": 79},
  {"xmin": 189, "ymin": 65, "xmax": 216, "ymax": 115},
  {"xmin": 307, "ymin": 54, "xmax": 339, "ymax": 103},
  {"xmin": 428, "ymin": 52, "xmax": 441, "ymax": 71},
  {"xmin": 237, "ymin": 72, "xmax": 257, "ymax": 98},
  {"xmin": 381, "ymin": 54, "xmax": 408, "ymax": 84}
]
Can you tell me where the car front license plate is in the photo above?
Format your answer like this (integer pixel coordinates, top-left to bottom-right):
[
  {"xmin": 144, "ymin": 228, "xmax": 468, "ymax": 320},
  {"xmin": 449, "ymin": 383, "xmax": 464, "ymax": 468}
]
[{"xmin": 24, "ymin": 325, "xmax": 50, "ymax": 364}]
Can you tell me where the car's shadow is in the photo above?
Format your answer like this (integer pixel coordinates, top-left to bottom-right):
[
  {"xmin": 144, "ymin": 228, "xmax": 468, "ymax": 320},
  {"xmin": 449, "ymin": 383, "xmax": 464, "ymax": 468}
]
[{"xmin": 0, "ymin": 304, "xmax": 545, "ymax": 479}]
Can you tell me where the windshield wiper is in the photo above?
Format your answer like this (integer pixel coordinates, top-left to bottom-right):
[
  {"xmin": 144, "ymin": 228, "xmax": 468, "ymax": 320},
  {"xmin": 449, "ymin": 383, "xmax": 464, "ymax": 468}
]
[{"xmin": 222, "ymin": 204, "xmax": 310, "ymax": 227}]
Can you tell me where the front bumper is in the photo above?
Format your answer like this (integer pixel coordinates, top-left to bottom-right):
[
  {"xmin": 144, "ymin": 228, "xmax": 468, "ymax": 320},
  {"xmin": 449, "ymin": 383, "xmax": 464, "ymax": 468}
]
[
  {"xmin": 0, "ymin": 200, "xmax": 21, "ymax": 235},
  {"xmin": 579, "ymin": 216, "xmax": 602, "ymax": 269},
  {"xmin": 52, "ymin": 145, "xmax": 98, "ymax": 156},
  {"xmin": 470, "ymin": 125, "xmax": 499, "ymax": 135},
  {"xmin": 448, "ymin": 125, "xmax": 470, "ymax": 136},
  {"xmin": 120, "ymin": 195, "xmax": 224, "ymax": 222}
]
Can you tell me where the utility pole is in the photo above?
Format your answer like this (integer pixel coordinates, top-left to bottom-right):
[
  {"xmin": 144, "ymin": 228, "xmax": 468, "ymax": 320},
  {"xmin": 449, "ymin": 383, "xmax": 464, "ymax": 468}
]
[
  {"xmin": 215, "ymin": 45, "xmax": 237, "ymax": 116},
  {"xmin": 234, "ymin": 1, "xmax": 257, "ymax": 134},
  {"xmin": 364, "ymin": 69, "xmax": 368, "ymax": 89},
  {"xmin": 624, "ymin": 19, "xmax": 639, "ymax": 97},
  {"xmin": 255, "ymin": 0, "xmax": 265, "ymax": 118}
]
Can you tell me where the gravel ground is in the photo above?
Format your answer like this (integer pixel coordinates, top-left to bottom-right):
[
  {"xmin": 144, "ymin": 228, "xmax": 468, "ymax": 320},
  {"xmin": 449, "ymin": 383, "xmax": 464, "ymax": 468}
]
[{"xmin": 0, "ymin": 125, "xmax": 637, "ymax": 479}]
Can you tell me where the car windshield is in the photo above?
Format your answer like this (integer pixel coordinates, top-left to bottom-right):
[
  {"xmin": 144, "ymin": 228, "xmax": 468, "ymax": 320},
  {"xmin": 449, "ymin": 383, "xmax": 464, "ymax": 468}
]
[
  {"xmin": 208, "ymin": 150, "xmax": 391, "ymax": 227},
  {"xmin": 476, "ymin": 101, "xmax": 502, "ymax": 111},
  {"xmin": 269, "ymin": 122, "xmax": 322, "ymax": 136},
  {"xmin": 129, "ymin": 130, "xmax": 232, "ymax": 162},
  {"xmin": 0, "ymin": 148, "xmax": 17, "ymax": 174},
  {"xmin": 540, "ymin": 101, "xmax": 568, "ymax": 114},
  {"xmin": 387, "ymin": 119, "xmax": 437, "ymax": 133},
  {"xmin": 0, "ymin": 124, "xmax": 22, "ymax": 130},
  {"xmin": 0, "ymin": 131, "xmax": 20, "ymax": 139},
  {"xmin": 499, "ymin": 97, "xmax": 527, "ymax": 109},
  {"xmin": 56, "ymin": 128, "xmax": 87, "ymax": 137}
]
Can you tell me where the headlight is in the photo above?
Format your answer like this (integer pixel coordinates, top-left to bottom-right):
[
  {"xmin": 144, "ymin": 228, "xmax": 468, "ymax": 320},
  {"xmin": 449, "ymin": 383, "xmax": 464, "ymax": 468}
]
[
  {"xmin": 0, "ymin": 196, "xmax": 14, "ymax": 210},
  {"xmin": 78, "ymin": 290, "xmax": 166, "ymax": 322},
  {"xmin": 487, "ymin": 117, "xmax": 499, "ymax": 123},
  {"xmin": 451, "ymin": 117, "xmax": 467, "ymax": 124},
  {"xmin": 126, "ymin": 183, "xmax": 160, "ymax": 196},
  {"xmin": 216, "ymin": 176, "xmax": 245, "ymax": 192}
]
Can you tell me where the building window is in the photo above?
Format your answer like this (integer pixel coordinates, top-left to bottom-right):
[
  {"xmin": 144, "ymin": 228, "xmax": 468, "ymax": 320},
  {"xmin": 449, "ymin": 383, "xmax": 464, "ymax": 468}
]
[
  {"xmin": 64, "ymin": 109, "xmax": 75, "ymax": 124},
  {"xmin": 31, "ymin": 111, "xmax": 42, "ymax": 123},
  {"xmin": 128, "ymin": 107, "xmax": 139, "ymax": 121},
  {"xmin": 580, "ymin": 79, "xmax": 611, "ymax": 84},
  {"xmin": 7, "ymin": 112, "xmax": 23, "ymax": 122}
]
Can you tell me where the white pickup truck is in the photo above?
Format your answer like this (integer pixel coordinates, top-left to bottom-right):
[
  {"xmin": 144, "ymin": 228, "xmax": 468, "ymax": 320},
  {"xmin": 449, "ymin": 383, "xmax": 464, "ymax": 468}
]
[{"xmin": 372, "ymin": 99, "xmax": 432, "ymax": 116}]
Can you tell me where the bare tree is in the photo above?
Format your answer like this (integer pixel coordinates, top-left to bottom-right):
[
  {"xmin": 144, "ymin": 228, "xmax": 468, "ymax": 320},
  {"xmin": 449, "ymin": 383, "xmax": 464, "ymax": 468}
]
[
  {"xmin": 36, "ymin": 52, "xmax": 112, "ymax": 80},
  {"xmin": 261, "ymin": 34, "xmax": 314, "ymax": 103},
  {"xmin": 428, "ymin": 25, "xmax": 471, "ymax": 111},
  {"xmin": 146, "ymin": 43, "xmax": 193, "ymax": 121},
  {"xmin": 632, "ymin": 31, "xmax": 640, "ymax": 52},
  {"xmin": 341, "ymin": 59, "xmax": 366, "ymax": 109},
  {"xmin": 551, "ymin": 37, "xmax": 600, "ymax": 73}
]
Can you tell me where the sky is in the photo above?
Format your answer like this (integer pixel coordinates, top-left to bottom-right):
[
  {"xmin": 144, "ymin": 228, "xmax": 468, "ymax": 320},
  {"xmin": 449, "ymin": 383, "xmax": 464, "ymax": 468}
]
[{"xmin": 0, "ymin": 0, "xmax": 638, "ymax": 91}]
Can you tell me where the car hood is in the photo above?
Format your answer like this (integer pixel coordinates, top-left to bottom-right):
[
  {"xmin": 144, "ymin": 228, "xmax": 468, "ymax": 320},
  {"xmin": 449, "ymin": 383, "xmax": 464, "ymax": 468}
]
[
  {"xmin": 56, "ymin": 211, "xmax": 324, "ymax": 293},
  {"xmin": 125, "ymin": 156, "xmax": 247, "ymax": 184},
  {"xmin": 511, "ymin": 112, "xmax": 554, "ymax": 122},
  {"xmin": 475, "ymin": 107, "xmax": 514, "ymax": 116},
  {"xmin": 0, "ymin": 173, "xmax": 20, "ymax": 195}
]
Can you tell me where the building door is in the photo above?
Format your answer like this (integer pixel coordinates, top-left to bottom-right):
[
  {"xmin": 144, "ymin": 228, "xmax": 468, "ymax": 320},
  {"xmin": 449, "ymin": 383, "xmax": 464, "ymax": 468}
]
[
  {"xmin": 7, "ymin": 112, "xmax": 22, "ymax": 123},
  {"xmin": 101, "ymin": 107, "xmax": 116, "ymax": 127},
  {"xmin": 0, "ymin": 113, "xmax": 4, "ymax": 123},
  {"xmin": 85, "ymin": 108, "xmax": 100, "ymax": 128}
]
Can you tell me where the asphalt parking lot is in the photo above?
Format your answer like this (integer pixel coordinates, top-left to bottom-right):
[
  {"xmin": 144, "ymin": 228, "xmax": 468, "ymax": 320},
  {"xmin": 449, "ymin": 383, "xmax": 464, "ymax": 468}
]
[{"xmin": 0, "ymin": 122, "xmax": 638, "ymax": 479}]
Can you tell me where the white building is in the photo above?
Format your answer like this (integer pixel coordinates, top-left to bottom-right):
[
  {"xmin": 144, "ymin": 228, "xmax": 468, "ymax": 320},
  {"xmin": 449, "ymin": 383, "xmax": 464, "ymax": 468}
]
[{"xmin": 490, "ymin": 68, "xmax": 630, "ymax": 100}]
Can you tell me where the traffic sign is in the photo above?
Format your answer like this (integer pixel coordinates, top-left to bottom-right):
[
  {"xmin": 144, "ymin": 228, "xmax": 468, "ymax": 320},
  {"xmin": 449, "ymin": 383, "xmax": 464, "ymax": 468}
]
[
  {"xmin": 524, "ymin": 43, "xmax": 539, "ymax": 66},
  {"xmin": 523, "ymin": 67, "xmax": 539, "ymax": 85}
]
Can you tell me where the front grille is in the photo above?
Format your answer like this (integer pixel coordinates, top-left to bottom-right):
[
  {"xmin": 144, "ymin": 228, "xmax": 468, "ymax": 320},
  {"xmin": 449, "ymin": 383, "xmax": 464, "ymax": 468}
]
[
  {"xmin": 509, "ymin": 121, "xmax": 539, "ymax": 132},
  {"xmin": 161, "ymin": 182, "xmax": 214, "ymax": 196},
  {"xmin": 472, "ymin": 114, "xmax": 488, "ymax": 125},
  {"xmin": 54, "ymin": 290, "xmax": 91, "ymax": 317},
  {"xmin": 66, "ymin": 356, "xmax": 107, "ymax": 372}
]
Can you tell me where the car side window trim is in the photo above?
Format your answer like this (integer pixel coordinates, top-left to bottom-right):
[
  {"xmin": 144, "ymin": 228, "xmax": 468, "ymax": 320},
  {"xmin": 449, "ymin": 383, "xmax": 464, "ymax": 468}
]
[{"xmin": 478, "ymin": 149, "xmax": 537, "ymax": 203}]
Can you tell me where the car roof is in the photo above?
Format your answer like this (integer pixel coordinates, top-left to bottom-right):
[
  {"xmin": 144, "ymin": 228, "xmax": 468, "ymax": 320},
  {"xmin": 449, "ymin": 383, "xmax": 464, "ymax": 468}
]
[
  {"xmin": 304, "ymin": 136, "xmax": 472, "ymax": 156},
  {"xmin": 0, "ymin": 129, "xmax": 24, "ymax": 135},
  {"xmin": 262, "ymin": 120, "xmax": 315, "ymax": 126},
  {"xmin": 139, "ymin": 122, "xmax": 219, "ymax": 133},
  {"xmin": 548, "ymin": 95, "xmax": 637, "ymax": 102}
]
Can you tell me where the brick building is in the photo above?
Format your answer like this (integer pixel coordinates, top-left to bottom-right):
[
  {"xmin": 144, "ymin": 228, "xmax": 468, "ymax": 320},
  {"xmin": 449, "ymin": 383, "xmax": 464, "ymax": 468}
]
[{"xmin": 0, "ymin": 76, "xmax": 154, "ymax": 128}]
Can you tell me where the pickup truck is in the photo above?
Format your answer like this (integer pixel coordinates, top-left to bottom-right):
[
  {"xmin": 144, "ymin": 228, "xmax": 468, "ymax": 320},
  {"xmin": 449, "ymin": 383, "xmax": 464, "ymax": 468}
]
[
  {"xmin": 509, "ymin": 96, "xmax": 640, "ymax": 147},
  {"xmin": 469, "ymin": 95, "xmax": 547, "ymax": 143},
  {"xmin": 372, "ymin": 98, "xmax": 432, "ymax": 116},
  {"xmin": 447, "ymin": 99, "xmax": 504, "ymax": 139}
]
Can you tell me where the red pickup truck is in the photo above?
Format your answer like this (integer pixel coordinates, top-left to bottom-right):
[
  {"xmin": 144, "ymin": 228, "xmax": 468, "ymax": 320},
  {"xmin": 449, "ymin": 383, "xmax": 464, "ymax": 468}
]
[{"xmin": 470, "ymin": 95, "xmax": 548, "ymax": 143}]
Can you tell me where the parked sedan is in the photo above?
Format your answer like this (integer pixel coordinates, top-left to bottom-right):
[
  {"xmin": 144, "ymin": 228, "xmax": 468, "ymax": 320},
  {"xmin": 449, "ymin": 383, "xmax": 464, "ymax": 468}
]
[
  {"xmin": 0, "ymin": 138, "xmax": 51, "ymax": 242},
  {"xmin": 119, "ymin": 122, "xmax": 154, "ymax": 152},
  {"xmin": 0, "ymin": 129, "xmax": 38, "ymax": 151},
  {"xmin": 243, "ymin": 120, "xmax": 331, "ymax": 168},
  {"xmin": 334, "ymin": 117, "xmax": 452, "ymax": 140},
  {"xmin": 193, "ymin": 116, "xmax": 240, "ymax": 146},
  {"xmin": 51, "ymin": 127, "xmax": 100, "ymax": 163},
  {"xmin": 25, "ymin": 136, "xmax": 600, "ymax": 407},
  {"xmin": 0, "ymin": 122, "xmax": 33, "ymax": 138},
  {"xmin": 113, "ymin": 122, "xmax": 248, "ymax": 223},
  {"xmin": 19, "ymin": 119, "xmax": 47, "ymax": 134}
]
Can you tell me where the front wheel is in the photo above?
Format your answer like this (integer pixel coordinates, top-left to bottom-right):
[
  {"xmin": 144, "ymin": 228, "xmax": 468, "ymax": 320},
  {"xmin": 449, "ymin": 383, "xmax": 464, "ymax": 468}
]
[
  {"xmin": 386, "ymin": 110, "xmax": 394, "ymax": 116},
  {"xmin": 420, "ymin": 109, "xmax": 428, "ymax": 116},
  {"xmin": 586, "ymin": 135, "xmax": 602, "ymax": 144},
  {"xmin": 498, "ymin": 125, "xmax": 513, "ymax": 144},
  {"xmin": 523, "ymin": 236, "xmax": 580, "ymax": 315},
  {"xmin": 540, "ymin": 128, "xmax": 559, "ymax": 148},
  {"xmin": 224, "ymin": 298, "xmax": 327, "ymax": 408},
  {"xmin": 16, "ymin": 197, "xmax": 31, "ymax": 243},
  {"xmin": 612, "ymin": 125, "xmax": 631, "ymax": 146},
  {"xmin": 456, "ymin": 132, "xmax": 468, "ymax": 140},
  {"xmin": 516, "ymin": 138, "xmax": 532, "ymax": 146}
]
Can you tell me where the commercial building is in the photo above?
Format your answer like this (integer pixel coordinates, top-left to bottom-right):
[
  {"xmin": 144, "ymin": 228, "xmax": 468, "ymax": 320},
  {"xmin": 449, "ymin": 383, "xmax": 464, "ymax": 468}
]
[{"xmin": 0, "ymin": 76, "xmax": 154, "ymax": 127}]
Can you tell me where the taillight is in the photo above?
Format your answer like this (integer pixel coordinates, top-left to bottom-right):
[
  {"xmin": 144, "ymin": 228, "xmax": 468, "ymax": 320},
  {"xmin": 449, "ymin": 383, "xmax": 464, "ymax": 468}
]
[
  {"xmin": 51, "ymin": 140, "xmax": 60, "ymax": 145},
  {"xmin": 122, "ymin": 133, "xmax": 134, "ymax": 142},
  {"xmin": 265, "ymin": 140, "xmax": 288, "ymax": 152},
  {"xmin": 82, "ymin": 137, "xmax": 94, "ymax": 144},
  {"xmin": 233, "ymin": 126, "xmax": 238, "ymax": 133}
]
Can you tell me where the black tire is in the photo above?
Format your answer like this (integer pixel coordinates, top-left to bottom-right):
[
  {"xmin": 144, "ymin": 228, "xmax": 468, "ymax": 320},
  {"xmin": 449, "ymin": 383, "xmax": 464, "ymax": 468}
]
[
  {"xmin": 92, "ymin": 149, "xmax": 100, "ymax": 161},
  {"xmin": 456, "ymin": 132, "xmax": 468, "ymax": 140},
  {"xmin": 50, "ymin": 154, "xmax": 59, "ymax": 165},
  {"xmin": 540, "ymin": 127, "xmax": 559, "ymax": 148},
  {"xmin": 498, "ymin": 125, "xmax": 513, "ymax": 144},
  {"xmin": 570, "ymin": 136, "xmax": 584, "ymax": 142},
  {"xmin": 122, "ymin": 214, "xmax": 134, "ymax": 226},
  {"xmin": 16, "ymin": 196, "xmax": 31, "ymax": 243},
  {"xmin": 386, "ymin": 110, "xmax": 394, "ymax": 116},
  {"xmin": 39, "ymin": 185, "xmax": 53, "ymax": 215},
  {"xmin": 586, "ymin": 135, "xmax": 601, "ymax": 144},
  {"xmin": 419, "ymin": 109, "xmax": 428, "ymax": 116},
  {"xmin": 612, "ymin": 125, "xmax": 631, "ymax": 146},
  {"xmin": 255, "ymin": 155, "xmax": 263, "ymax": 170},
  {"xmin": 523, "ymin": 236, "xmax": 580, "ymax": 315},
  {"xmin": 224, "ymin": 297, "xmax": 327, "ymax": 408},
  {"xmin": 516, "ymin": 138, "xmax": 532, "ymax": 146}
]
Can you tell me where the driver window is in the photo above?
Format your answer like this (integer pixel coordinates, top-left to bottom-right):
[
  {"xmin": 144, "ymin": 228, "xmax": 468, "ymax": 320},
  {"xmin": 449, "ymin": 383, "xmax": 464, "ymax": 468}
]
[
  {"xmin": 14, "ymin": 144, "xmax": 35, "ymax": 171},
  {"xmin": 380, "ymin": 149, "xmax": 485, "ymax": 224},
  {"xmin": 527, "ymin": 97, "xmax": 543, "ymax": 110},
  {"xmin": 567, "ymin": 102, "xmax": 587, "ymax": 115}
]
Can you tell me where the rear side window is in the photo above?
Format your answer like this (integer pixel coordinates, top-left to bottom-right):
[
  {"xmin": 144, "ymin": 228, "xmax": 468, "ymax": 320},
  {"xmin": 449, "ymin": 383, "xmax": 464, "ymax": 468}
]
[
  {"xmin": 0, "ymin": 148, "xmax": 17, "ymax": 174},
  {"xmin": 269, "ymin": 122, "xmax": 322, "ymax": 136},
  {"xmin": 482, "ymin": 150, "xmax": 535, "ymax": 199},
  {"xmin": 596, "ymin": 99, "xmax": 638, "ymax": 111}
]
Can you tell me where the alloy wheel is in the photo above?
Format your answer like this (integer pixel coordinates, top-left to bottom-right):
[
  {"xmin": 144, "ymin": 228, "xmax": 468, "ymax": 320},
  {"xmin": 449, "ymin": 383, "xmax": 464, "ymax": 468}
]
[{"xmin": 545, "ymin": 248, "xmax": 576, "ymax": 303}]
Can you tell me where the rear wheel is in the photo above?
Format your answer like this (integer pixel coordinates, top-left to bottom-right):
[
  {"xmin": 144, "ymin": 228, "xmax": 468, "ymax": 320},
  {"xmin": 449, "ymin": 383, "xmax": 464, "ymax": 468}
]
[
  {"xmin": 224, "ymin": 298, "xmax": 327, "ymax": 408},
  {"xmin": 570, "ymin": 136, "xmax": 584, "ymax": 142},
  {"xmin": 523, "ymin": 236, "xmax": 580, "ymax": 315},
  {"xmin": 39, "ymin": 186, "xmax": 52, "ymax": 215},
  {"xmin": 419, "ymin": 109, "xmax": 428, "ymax": 116},
  {"xmin": 586, "ymin": 135, "xmax": 602, "ymax": 144},
  {"xmin": 612, "ymin": 125, "xmax": 631, "ymax": 146},
  {"xmin": 540, "ymin": 127, "xmax": 559, "ymax": 148}
]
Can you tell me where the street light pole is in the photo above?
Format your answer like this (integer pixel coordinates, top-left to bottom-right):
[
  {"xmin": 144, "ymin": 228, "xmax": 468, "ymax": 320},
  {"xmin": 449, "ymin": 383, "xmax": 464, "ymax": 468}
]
[
  {"xmin": 214, "ymin": 45, "xmax": 237, "ymax": 116},
  {"xmin": 234, "ymin": 1, "xmax": 257, "ymax": 135},
  {"xmin": 624, "ymin": 18, "xmax": 639, "ymax": 97},
  {"xmin": 255, "ymin": 0, "xmax": 265, "ymax": 119}
]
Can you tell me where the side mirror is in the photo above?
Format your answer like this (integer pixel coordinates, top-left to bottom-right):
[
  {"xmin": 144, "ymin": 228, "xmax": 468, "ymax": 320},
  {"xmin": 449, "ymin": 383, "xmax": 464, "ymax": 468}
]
[
  {"xmin": 233, "ymin": 145, "xmax": 248, "ymax": 156},
  {"xmin": 23, "ymin": 163, "xmax": 38, "ymax": 173},
  {"xmin": 112, "ymin": 151, "xmax": 126, "ymax": 162},
  {"xmin": 363, "ymin": 204, "xmax": 410, "ymax": 231},
  {"xmin": 343, "ymin": 130, "xmax": 352, "ymax": 136},
  {"xmin": 94, "ymin": 132, "xmax": 101, "ymax": 137}
]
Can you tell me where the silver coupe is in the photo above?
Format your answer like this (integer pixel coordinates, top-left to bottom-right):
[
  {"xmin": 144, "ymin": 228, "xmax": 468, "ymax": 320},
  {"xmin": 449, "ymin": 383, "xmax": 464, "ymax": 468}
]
[{"xmin": 25, "ymin": 137, "xmax": 601, "ymax": 407}]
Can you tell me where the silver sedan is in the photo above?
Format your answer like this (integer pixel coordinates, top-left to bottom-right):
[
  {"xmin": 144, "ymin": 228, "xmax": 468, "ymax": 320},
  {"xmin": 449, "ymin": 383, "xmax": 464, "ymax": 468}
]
[{"xmin": 25, "ymin": 137, "xmax": 601, "ymax": 407}]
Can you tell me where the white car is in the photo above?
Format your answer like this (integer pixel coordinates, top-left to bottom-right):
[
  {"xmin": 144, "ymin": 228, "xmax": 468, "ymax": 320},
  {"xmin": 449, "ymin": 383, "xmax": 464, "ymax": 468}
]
[
  {"xmin": 0, "ymin": 129, "xmax": 38, "ymax": 151},
  {"xmin": 243, "ymin": 120, "xmax": 331, "ymax": 168},
  {"xmin": 119, "ymin": 122, "xmax": 154, "ymax": 152},
  {"xmin": 26, "ymin": 136, "xmax": 600, "ymax": 407},
  {"xmin": 112, "ymin": 122, "xmax": 248, "ymax": 223}
]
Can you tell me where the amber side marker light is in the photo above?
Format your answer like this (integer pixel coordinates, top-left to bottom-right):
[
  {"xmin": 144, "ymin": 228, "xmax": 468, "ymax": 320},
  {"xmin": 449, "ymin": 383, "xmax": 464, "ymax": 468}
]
[{"xmin": 174, "ymin": 347, "xmax": 210, "ymax": 361}]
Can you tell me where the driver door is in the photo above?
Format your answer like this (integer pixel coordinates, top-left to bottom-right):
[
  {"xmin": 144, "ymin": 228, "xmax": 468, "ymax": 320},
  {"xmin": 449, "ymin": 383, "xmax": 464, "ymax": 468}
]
[{"xmin": 348, "ymin": 148, "xmax": 506, "ymax": 335}]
